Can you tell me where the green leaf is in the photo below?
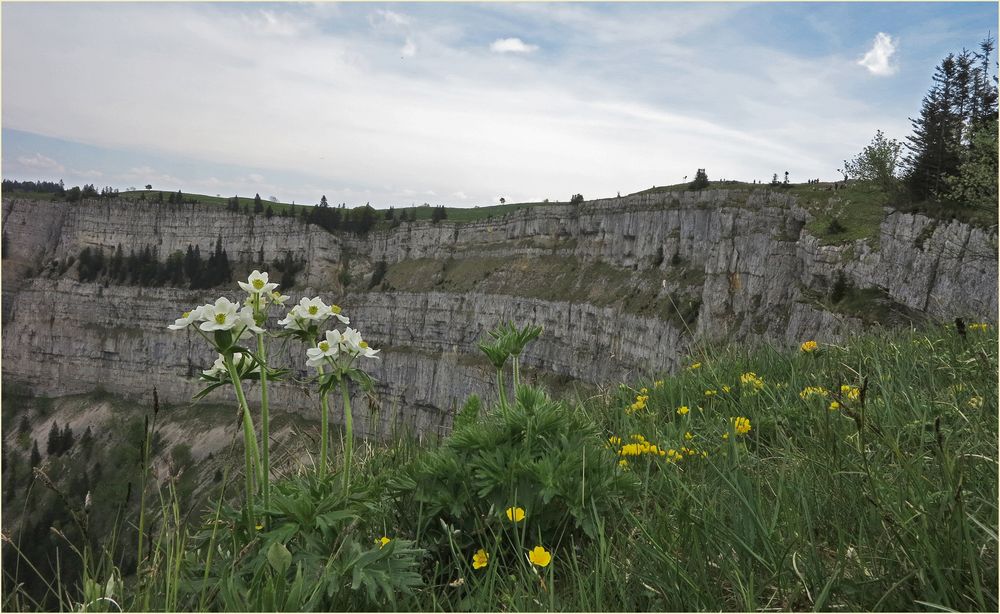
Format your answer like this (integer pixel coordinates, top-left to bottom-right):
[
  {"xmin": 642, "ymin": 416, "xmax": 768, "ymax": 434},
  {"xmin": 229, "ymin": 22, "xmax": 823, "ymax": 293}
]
[{"xmin": 267, "ymin": 540, "xmax": 292, "ymax": 575}]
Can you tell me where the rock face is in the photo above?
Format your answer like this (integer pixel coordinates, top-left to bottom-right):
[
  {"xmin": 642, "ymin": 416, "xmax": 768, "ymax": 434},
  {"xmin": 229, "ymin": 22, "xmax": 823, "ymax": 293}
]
[{"xmin": 2, "ymin": 191, "xmax": 996, "ymax": 437}]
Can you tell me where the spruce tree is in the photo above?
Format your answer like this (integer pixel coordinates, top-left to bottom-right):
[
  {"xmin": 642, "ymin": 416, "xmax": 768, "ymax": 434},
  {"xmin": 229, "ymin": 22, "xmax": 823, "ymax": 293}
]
[
  {"xmin": 30, "ymin": 440, "xmax": 41, "ymax": 468},
  {"xmin": 46, "ymin": 422, "xmax": 60, "ymax": 455}
]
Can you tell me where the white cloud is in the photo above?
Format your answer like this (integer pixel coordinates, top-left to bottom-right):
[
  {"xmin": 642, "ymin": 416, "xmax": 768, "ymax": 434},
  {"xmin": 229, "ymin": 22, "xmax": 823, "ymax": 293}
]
[
  {"xmin": 490, "ymin": 37, "xmax": 538, "ymax": 54},
  {"xmin": 17, "ymin": 153, "xmax": 64, "ymax": 172},
  {"xmin": 70, "ymin": 168, "xmax": 103, "ymax": 178},
  {"xmin": 370, "ymin": 9, "xmax": 409, "ymax": 29},
  {"xmin": 858, "ymin": 32, "xmax": 898, "ymax": 76},
  {"xmin": 401, "ymin": 38, "xmax": 417, "ymax": 57},
  {"xmin": 1, "ymin": 3, "xmax": 918, "ymax": 206}
]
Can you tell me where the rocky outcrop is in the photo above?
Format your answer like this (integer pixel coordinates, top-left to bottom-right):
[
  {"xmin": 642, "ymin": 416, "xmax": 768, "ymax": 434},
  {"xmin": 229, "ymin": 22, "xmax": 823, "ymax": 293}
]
[{"xmin": 2, "ymin": 190, "xmax": 996, "ymax": 437}]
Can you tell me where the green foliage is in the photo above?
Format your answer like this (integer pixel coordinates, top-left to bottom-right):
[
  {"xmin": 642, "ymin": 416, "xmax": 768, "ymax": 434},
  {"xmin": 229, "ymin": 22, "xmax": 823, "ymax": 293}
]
[
  {"xmin": 842, "ymin": 129, "xmax": 903, "ymax": 195},
  {"xmin": 392, "ymin": 386, "xmax": 637, "ymax": 569},
  {"xmin": 195, "ymin": 472, "xmax": 425, "ymax": 611},
  {"xmin": 689, "ymin": 168, "xmax": 709, "ymax": 190},
  {"xmin": 453, "ymin": 394, "xmax": 482, "ymax": 431},
  {"xmin": 941, "ymin": 117, "xmax": 998, "ymax": 210}
]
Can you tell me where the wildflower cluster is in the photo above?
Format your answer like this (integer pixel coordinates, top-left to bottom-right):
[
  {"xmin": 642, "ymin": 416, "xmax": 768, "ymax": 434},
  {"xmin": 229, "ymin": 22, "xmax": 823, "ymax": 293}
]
[
  {"xmin": 625, "ymin": 389, "xmax": 650, "ymax": 415},
  {"xmin": 968, "ymin": 322, "xmax": 990, "ymax": 331},
  {"xmin": 730, "ymin": 416, "xmax": 752, "ymax": 435},
  {"xmin": 840, "ymin": 384, "xmax": 860, "ymax": 401},
  {"xmin": 618, "ymin": 434, "xmax": 668, "ymax": 458},
  {"xmin": 469, "ymin": 543, "xmax": 551, "ymax": 570},
  {"xmin": 799, "ymin": 385, "xmax": 829, "ymax": 400},
  {"xmin": 740, "ymin": 372, "xmax": 765, "ymax": 392}
]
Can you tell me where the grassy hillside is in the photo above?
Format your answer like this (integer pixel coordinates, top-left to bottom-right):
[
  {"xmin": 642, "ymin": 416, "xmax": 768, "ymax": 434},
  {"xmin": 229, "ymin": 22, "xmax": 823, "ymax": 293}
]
[{"xmin": 3, "ymin": 322, "xmax": 995, "ymax": 611}]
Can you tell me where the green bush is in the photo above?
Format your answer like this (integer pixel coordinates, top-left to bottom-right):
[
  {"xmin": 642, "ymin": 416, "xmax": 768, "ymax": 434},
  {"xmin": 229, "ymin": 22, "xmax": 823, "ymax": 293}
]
[{"xmin": 390, "ymin": 386, "xmax": 637, "ymax": 570}]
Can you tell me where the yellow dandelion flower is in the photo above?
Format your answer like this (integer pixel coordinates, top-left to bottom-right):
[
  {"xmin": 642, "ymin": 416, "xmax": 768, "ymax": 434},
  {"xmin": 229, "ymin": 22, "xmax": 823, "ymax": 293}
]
[
  {"xmin": 829, "ymin": 401, "xmax": 841, "ymax": 411},
  {"xmin": 677, "ymin": 405, "xmax": 690, "ymax": 416},
  {"xmin": 800, "ymin": 340, "xmax": 818, "ymax": 353},
  {"xmin": 472, "ymin": 549, "xmax": 489, "ymax": 570}
]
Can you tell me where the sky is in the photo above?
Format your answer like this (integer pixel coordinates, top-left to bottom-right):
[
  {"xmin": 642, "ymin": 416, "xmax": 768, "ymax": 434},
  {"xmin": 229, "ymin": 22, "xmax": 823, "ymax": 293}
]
[{"xmin": 2, "ymin": 1, "xmax": 997, "ymax": 208}]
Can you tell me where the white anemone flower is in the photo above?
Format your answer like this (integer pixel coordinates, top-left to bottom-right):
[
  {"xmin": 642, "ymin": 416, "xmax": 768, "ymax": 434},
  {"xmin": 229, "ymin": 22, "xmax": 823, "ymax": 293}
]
[
  {"xmin": 199, "ymin": 297, "xmax": 241, "ymax": 331},
  {"xmin": 306, "ymin": 330, "xmax": 343, "ymax": 367},
  {"xmin": 329, "ymin": 304, "xmax": 350, "ymax": 325},
  {"xmin": 299, "ymin": 297, "xmax": 330, "ymax": 321},
  {"xmin": 271, "ymin": 290, "xmax": 290, "ymax": 305},
  {"xmin": 168, "ymin": 305, "xmax": 206, "ymax": 330},
  {"xmin": 238, "ymin": 270, "xmax": 278, "ymax": 295},
  {"xmin": 340, "ymin": 327, "xmax": 364, "ymax": 351},
  {"xmin": 203, "ymin": 352, "xmax": 259, "ymax": 377},
  {"xmin": 237, "ymin": 307, "xmax": 265, "ymax": 334},
  {"xmin": 340, "ymin": 327, "xmax": 380, "ymax": 359},
  {"xmin": 278, "ymin": 305, "xmax": 306, "ymax": 331}
]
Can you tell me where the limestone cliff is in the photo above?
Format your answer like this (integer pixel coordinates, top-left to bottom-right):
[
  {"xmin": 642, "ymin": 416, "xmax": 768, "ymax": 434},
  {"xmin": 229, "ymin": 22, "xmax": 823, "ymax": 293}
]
[{"xmin": 2, "ymin": 190, "xmax": 996, "ymax": 439}]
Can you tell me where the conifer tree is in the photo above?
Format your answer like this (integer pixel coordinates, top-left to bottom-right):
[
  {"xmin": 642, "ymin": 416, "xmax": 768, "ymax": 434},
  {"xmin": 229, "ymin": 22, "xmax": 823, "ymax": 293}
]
[{"xmin": 46, "ymin": 422, "xmax": 60, "ymax": 455}]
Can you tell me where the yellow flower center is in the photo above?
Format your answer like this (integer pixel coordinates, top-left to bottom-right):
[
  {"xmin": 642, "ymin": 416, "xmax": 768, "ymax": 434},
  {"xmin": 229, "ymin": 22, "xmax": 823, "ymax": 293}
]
[
  {"xmin": 214, "ymin": 313, "xmax": 227, "ymax": 325},
  {"xmin": 182, "ymin": 310, "xmax": 191, "ymax": 318},
  {"xmin": 359, "ymin": 341, "xmax": 368, "ymax": 348},
  {"xmin": 319, "ymin": 341, "xmax": 330, "ymax": 352},
  {"xmin": 330, "ymin": 305, "xmax": 341, "ymax": 314},
  {"xmin": 252, "ymin": 279, "xmax": 264, "ymax": 289},
  {"xmin": 308, "ymin": 305, "xmax": 318, "ymax": 315}
]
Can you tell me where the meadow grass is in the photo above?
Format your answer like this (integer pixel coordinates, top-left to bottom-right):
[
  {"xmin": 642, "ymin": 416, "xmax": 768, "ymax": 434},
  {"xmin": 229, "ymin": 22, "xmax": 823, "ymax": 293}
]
[{"xmin": 3, "ymin": 324, "xmax": 996, "ymax": 611}]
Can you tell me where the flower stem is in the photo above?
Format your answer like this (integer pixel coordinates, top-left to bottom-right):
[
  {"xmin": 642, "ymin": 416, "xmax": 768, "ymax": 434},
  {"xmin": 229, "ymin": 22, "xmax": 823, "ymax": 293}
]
[
  {"xmin": 317, "ymin": 365, "xmax": 329, "ymax": 478},
  {"xmin": 496, "ymin": 369, "xmax": 508, "ymax": 409},
  {"xmin": 341, "ymin": 379, "xmax": 354, "ymax": 494},
  {"xmin": 256, "ymin": 334, "xmax": 271, "ymax": 516},
  {"xmin": 225, "ymin": 357, "xmax": 259, "ymax": 531},
  {"xmin": 512, "ymin": 355, "xmax": 520, "ymax": 392}
]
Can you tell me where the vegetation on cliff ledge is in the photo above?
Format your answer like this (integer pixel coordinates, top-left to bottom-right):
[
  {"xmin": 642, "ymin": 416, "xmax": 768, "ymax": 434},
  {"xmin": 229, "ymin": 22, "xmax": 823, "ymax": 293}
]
[{"xmin": 3, "ymin": 271, "xmax": 995, "ymax": 611}]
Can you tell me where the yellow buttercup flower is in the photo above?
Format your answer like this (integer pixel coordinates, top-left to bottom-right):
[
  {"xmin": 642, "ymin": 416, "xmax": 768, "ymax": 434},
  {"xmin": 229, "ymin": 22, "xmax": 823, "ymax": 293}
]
[
  {"xmin": 829, "ymin": 401, "xmax": 841, "ymax": 411},
  {"xmin": 528, "ymin": 546, "xmax": 552, "ymax": 567},
  {"xmin": 676, "ymin": 405, "xmax": 690, "ymax": 416},
  {"xmin": 704, "ymin": 389, "xmax": 718, "ymax": 397},
  {"xmin": 684, "ymin": 431, "xmax": 694, "ymax": 440},
  {"xmin": 505, "ymin": 506, "xmax": 526, "ymax": 522},
  {"xmin": 472, "ymin": 549, "xmax": 489, "ymax": 570},
  {"xmin": 377, "ymin": 536, "xmax": 391, "ymax": 548},
  {"xmin": 800, "ymin": 340, "xmax": 818, "ymax": 352}
]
